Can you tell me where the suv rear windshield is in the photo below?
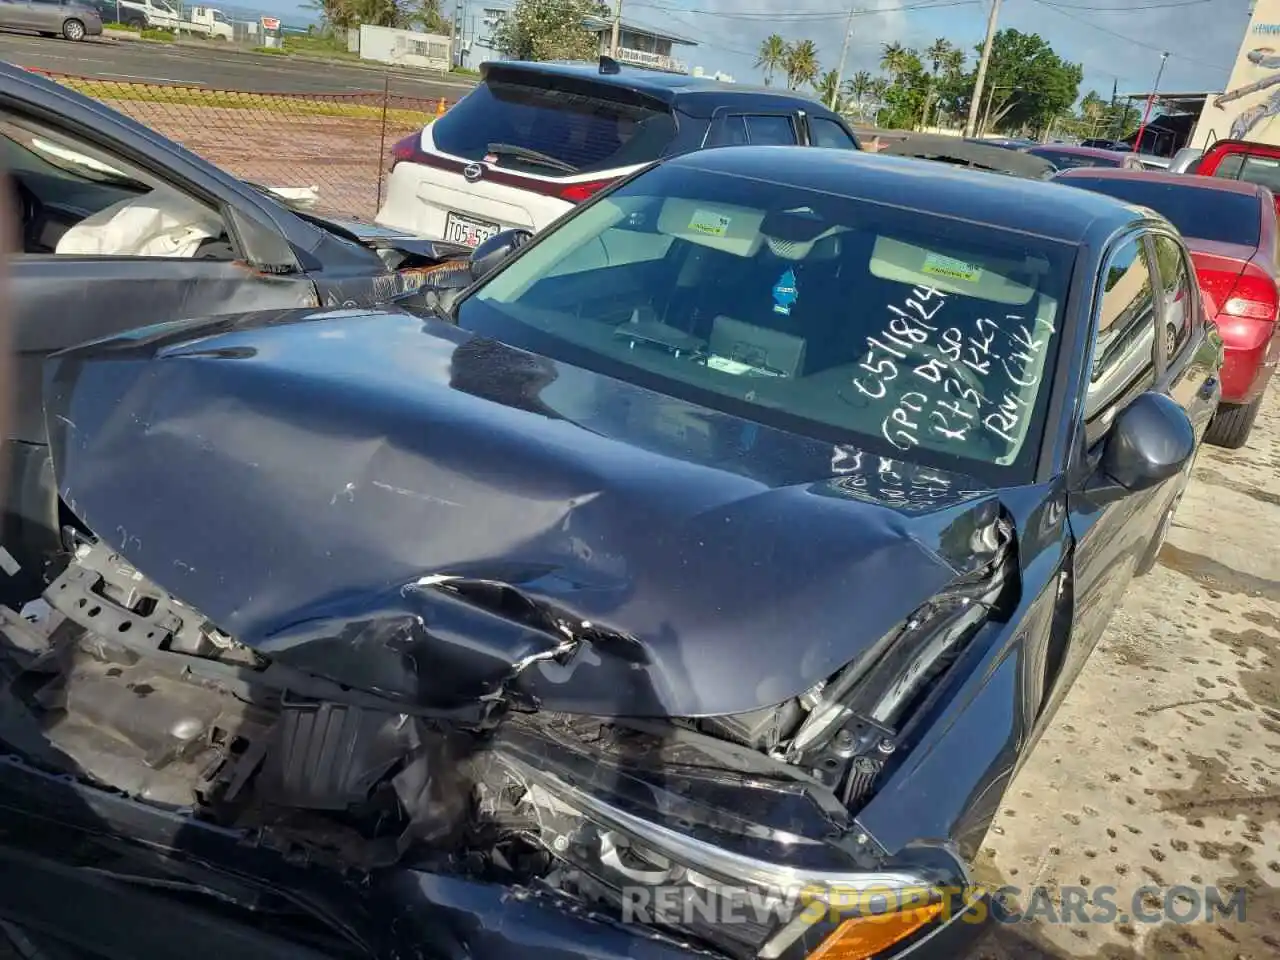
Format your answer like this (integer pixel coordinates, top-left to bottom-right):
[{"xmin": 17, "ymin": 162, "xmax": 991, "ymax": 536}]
[
  {"xmin": 1064, "ymin": 176, "xmax": 1261, "ymax": 247},
  {"xmin": 430, "ymin": 78, "xmax": 677, "ymax": 177},
  {"xmin": 458, "ymin": 162, "xmax": 1075, "ymax": 483}
]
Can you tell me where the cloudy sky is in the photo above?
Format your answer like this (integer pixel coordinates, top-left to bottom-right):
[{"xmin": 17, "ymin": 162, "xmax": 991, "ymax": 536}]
[{"xmin": 614, "ymin": 0, "xmax": 1249, "ymax": 102}]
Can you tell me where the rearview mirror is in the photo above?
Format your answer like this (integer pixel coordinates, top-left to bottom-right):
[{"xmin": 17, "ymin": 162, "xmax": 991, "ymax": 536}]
[
  {"xmin": 1096, "ymin": 391, "xmax": 1196, "ymax": 496},
  {"xmin": 470, "ymin": 228, "xmax": 534, "ymax": 283}
]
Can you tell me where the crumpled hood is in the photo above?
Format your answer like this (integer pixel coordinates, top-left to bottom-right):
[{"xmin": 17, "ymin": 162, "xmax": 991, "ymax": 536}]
[{"xmin": 44, "ymin": 308, "xmax": 1002, "ymax": 717}]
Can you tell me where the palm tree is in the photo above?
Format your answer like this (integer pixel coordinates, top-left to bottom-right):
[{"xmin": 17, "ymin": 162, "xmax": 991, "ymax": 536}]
[
  {"xmin": 879, "ymin": 41, "xmax": 908, "ymax": 81},
  {"xmin": 841, "ymin": 70, "xmax": 873, "ymax": 120},
  {"xmin": 816, "ymin": 69, "xmax": 842, "ymax": 111},
  {"xmin": 783, "ymin": 39, "xmax": 820, "ymax": 90},
  {"xmin": 755, "ymin": 34, "xmax": 787, "ymax": 87},
  {"xmin": 919, "ymin": 38, "xmax": 953, "ymax": 129},
  {"xmin": 942, "ymin": 47, "xmax": 965, "ymax": 77}
]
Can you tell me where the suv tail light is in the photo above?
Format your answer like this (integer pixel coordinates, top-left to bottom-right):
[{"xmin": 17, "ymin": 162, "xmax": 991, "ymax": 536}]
[
  {"xmin": 390, "ymin": 132, "xmax": 428, "ymax": 170},
  {"xmin": 1222, "ymin": 267, "xmax": 1279, "ymax": 321}
]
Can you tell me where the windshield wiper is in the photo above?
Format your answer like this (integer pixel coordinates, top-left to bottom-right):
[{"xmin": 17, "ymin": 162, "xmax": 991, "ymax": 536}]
[{"xmin": 486, "ymin": 142, "xmax": 579, "ymax": 174}]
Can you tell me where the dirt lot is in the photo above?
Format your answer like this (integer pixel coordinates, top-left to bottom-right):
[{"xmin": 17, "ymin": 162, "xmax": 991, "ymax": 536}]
[{"xmin": 973, "ymin": 387, "xmax": 1280, "ymax": 958}]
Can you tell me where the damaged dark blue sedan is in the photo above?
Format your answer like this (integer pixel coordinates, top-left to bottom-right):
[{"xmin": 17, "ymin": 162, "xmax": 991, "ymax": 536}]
[{"xmin": 0, "ymin": 147, "xmax": 1222, "ymax": 960}]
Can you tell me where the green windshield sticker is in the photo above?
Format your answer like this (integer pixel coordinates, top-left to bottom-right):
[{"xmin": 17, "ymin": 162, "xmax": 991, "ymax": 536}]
[
  {"xmin": 687, "ymin": 209, "xmax": 732, "ymax": 237},
  {"xmin": 921, "ymin": 252, "xmax": 983, "ymax": 283}
]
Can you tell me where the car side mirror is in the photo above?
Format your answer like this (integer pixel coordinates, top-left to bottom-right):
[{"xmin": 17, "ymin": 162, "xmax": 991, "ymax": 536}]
[
  {"xmin": 470, "ymin": 228, "xmax": 534, "ymax": 283},
  {"xmin": 1093, "ymin": 391, "xmax": 1196, "ymax": 498}
]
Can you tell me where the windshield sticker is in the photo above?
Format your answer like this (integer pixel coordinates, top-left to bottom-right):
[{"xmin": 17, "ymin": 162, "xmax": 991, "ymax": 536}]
[
  {"xmin": 687, "ymin": 209, "xmax": 732, "ymax": 238},
  {"xmin": 922, "ymin": 252, "xmax": 983, "ymax": 283},
  {"xmin": 772, "ymin": 269, "xmax": 799, "ymax": 316}
]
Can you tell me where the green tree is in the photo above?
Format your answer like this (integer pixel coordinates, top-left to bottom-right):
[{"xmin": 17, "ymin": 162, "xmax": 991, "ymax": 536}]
[
  {"xmin": 956, "ymin": 29, "xmax": 1083, "ymax": 135},
  {"xmin": 783, "ymin": 39, "xmax": 820, "ymax": 89},
  {"xmin": 755, "ymin": 34, "xmax": 787, "ymax": 87},
  {"xmin": 305, "ymin": 0, "xmax": 451, "ymax": 31},
  {"xmin": 876, "ymin": 45, "xmax": 927, "ymax": 130},
  {"xmin": 816, "ymin": 69, "xmax": 842, "ymax": 111},
  {"xmin": 879, "ymin": 41, "xmax": 909, "ymax": 80},
  {"xmin": 842, "ymin": 69, "xmax": 873, "ymax": 120},
  {"xmin": 494, "ymin": 0, "xmax": 600, "ymax": 62}
]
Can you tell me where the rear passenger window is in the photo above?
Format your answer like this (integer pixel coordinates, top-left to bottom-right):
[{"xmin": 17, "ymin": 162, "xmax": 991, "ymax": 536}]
[
  {"xmin": 1210, "ymin": 153, "xmax": 1245, "ymax": 180},
  {"xmin": 744, "ymin": 115, "xmax": 797, "ymax": 145},
  {"xmin": 1151, "ymin": 235, "xmax": 1194, "ymax": 361},
  {"xmin": 810, "ymin": 118, "xmax": 858, "ymax": 149},
  {"xmin": 1087, "ymin": 236, "xmax": 1158, "ymax": 423}
]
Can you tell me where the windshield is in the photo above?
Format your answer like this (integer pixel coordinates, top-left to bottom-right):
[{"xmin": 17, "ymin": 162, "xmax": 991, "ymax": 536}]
[
  {"xmin": 457, "ymin": 164, "xmax": 1075, "ymax": 481},
  {"xmin": 431, "ymin": 79, "xmax": 677, "ymax": 177},
  {"xmin": 1065, "ymin": 177, "xmax": 1261, "ymax": 247},
  {"xmin": 1029, "ymin": 148, "xmax": 1121, "ymax": 170}
]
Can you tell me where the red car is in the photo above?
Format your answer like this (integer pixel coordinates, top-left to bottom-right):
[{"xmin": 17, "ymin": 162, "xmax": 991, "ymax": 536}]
[
  {"xmin": 1024, "ymin": 144, "xmax": 1147, "ymax": 171},
  {"xmin": 1055, "ymin": 167, "xmax": 1278, "ymax": 448},
  {"xmin": 1188, "ymin": 138, "xmax": 1280, "ymax": 221}
]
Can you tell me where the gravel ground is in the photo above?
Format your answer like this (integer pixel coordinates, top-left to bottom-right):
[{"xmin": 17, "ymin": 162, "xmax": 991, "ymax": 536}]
[{"xmin": 973, "ymin": 386, "xmax": 1280, "ymax": 958}]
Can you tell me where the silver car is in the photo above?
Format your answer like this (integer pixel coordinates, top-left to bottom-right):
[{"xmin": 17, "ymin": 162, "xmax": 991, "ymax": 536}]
[{"xmin": 0, "ymin": 0, "xmax": 103, "ymax": 41}]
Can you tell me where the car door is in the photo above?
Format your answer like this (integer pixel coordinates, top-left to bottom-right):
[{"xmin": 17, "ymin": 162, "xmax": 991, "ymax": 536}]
[
  {"xmin": 27, "ymin": 0, "xmax": 63, "ymax": 31},
  {"xmin": 1063, "ymin": 230, "xmax": 1168, "ymax": 661},
  {"xmin": 0, "ymin": 0, "xmax": 35, "ymax": 29}
]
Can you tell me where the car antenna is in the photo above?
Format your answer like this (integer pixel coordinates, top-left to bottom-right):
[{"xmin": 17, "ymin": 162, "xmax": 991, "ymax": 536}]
[{"xmin": 599, "ymin": 55, "xmax": 621, "ymax": 75}]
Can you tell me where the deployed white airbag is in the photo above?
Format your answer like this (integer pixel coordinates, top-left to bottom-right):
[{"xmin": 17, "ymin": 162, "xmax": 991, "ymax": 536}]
[{"xmin": 56, "ymin": 191, "xmax": 223, "ymax": 259}]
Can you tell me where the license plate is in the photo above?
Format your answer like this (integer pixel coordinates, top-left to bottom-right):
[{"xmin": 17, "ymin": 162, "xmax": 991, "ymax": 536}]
[{"xmin": 444, "ymin": 212, "xmax": 501, "ymax": 248}]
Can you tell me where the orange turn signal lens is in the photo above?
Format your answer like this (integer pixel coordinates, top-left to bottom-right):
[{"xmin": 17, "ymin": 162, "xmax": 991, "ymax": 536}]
[{"xmin": 809, "ymin": 900, "xmax": 945, "ymax": 959}]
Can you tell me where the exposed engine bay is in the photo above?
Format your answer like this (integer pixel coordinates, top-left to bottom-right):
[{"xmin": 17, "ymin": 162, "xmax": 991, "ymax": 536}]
[{"xmin": 0, "ymin": 519, "xmax": 1014, "ymax": 957}]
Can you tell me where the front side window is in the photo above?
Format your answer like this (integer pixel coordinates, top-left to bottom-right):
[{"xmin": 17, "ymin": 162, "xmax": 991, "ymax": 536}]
[
  {"xmin": 809, "ymin": 117, "xmax": 858, "ymax": 149},
  {"xmin": 0, "ymin": 114, "xmax": 232, "ymax": 260},
  {"xmin": 1086, "ymin": 235, "xmax": 1157, "ymax": 421},
  {"xmin": 458, "ymin": 163, "xmax": 1075, "ymax": 481},
  {"xmin": 707, "ymin": 115, "xmax": 798, "ymax": 148}
]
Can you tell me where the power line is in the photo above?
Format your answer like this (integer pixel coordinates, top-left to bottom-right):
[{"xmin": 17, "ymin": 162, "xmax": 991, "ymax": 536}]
[
  {"xmin": 1026, "ymin": 0, "xmax": 1231, "ymax": 73},
  {"xmin": 1036, "ymin": 0, "xmax": 1215, "ymax": 8},
  {"xmin": 628, "ymin": 0, "xmax": 982, "ymax": 22}
]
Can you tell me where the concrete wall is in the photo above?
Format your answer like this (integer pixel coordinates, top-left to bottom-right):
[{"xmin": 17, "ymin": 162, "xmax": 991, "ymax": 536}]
[{"xmin": 358, "ymin": 24, "xmax": 451, "ymax": 72}]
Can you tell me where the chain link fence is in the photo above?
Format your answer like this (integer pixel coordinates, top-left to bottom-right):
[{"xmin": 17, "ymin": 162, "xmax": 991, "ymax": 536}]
[{"xmin": 39, "ymin": 71, "xmax": 451, "ymax": 220}]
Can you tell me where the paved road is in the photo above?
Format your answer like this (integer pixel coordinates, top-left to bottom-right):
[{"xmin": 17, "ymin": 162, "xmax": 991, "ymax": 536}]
[{"xmin": 0, "ymin": 33, "xmax": 475, "ymax": 98}]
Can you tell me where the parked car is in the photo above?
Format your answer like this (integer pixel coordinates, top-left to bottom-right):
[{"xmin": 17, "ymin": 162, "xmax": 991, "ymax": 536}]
[
  {"xmin": 1023, "ymin": 143, "xmax": 1147, "ymax": 171},
  {"xmin": 1186, "ymin": 138, "xmax": 1280, "ymax": 218},
  {"xmin": 1167, "ymin": 145, "xmax": 1205, "ymax": 174},
  {"xmin": 883, "ymin": 133, "xmax": 1056, "ymax": 178},
  {"xmin": 0, "ymin": 0, "xmax": 102, "ymax": 41},
  {"xmin": 1055, "ymin": 166, "xmax": 1276, "ymax": 447},
  {"xmin": 0, "ymin": 145, "xmax": 1219, "ymax": 960},
  {"xmin": 0, "ymin": 62, "xmax": 471, "ymax": 603},
  {"xmin": 1080, "ymin": 138, "xmax": 1128, "ymax": 150},
  {"xmin": 375, "ymin": 57, "xmax": 861, "ymax": 245}
]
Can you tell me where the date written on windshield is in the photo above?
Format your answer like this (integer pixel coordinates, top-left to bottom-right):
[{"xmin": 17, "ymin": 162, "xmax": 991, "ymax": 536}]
[{"xmin": 851, "ymin": 286, "xmax": 1055, "ymax": 455}]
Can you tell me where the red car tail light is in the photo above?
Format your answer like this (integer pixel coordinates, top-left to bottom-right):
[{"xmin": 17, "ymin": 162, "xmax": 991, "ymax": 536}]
[
  {"xmin": 557, "ymin": 179, "xmax": 615, "ymax": 203},
  {"xmin": 1221, "ymin": 269, "xmax": 1279, "ymax": 321}
]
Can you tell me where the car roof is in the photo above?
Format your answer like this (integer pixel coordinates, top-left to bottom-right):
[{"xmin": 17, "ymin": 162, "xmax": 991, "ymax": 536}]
[
  {"xmin": 479, "ymin": 59, "xmax": 832, "ymax": 112},
  {"xmin": 666, "ymin": 146, "xmax": 1152, "ymax": 244},
  {"xmin": 1055, "ymin": 165, "xmax": 1269, "ymax": 198}
]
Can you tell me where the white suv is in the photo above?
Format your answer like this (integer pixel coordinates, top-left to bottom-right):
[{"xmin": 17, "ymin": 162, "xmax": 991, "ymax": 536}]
[{"xmin": 376, "ymin": 58, "xmax": 860, "ymax": 248}]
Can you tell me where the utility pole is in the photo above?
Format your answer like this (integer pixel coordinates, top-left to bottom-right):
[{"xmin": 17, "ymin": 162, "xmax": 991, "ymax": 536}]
[
  {"xmin": 831, "ymin": 8, "xmax": 856, "ymax": 111},
  {"xmin": 610, "ymin": 0, "xmax": 622, "ymax": 57},
  {"xmin": 1132, "ymin": 51, "xmax": 1169, "ymax": 154},
  {"xmin": 965, "ymin": 0, "xmax": 1002, "ymax": 138}
]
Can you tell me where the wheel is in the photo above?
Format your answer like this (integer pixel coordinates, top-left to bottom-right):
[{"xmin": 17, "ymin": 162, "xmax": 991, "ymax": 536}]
[
  {"xmin": 62, "ymin": 18, "xmax": 86, "ymax": 41},
  {"xmin": 1204, "ymin": 396, "xmax": 1262, "ymax": 449}
]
